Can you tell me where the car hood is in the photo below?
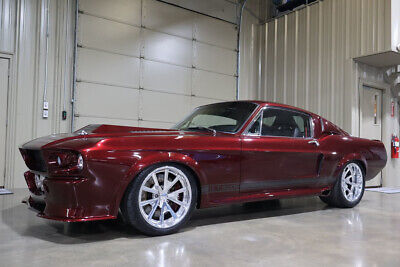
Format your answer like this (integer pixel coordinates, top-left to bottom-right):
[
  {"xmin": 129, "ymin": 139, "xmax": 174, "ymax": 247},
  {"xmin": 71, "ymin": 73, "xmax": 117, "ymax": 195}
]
[{"xmin": 20, "ymin": 124, "xmax": 219, "ymax": 150}]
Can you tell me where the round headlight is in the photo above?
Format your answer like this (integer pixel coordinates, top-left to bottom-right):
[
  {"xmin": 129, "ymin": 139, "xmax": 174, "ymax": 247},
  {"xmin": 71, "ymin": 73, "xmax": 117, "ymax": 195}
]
[{"xmin": 77, "ymin": 154, "xmax": 84, "ymax": 170}]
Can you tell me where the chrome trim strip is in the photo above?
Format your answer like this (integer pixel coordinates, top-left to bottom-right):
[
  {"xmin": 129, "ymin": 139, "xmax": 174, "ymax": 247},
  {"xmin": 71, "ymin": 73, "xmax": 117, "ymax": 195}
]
[
  {"xmin": 242, "ymin": 105, "xmax": 315, "ymax": 139},
  {"xmin": 320, "ymin": 117, "xmax": 325, "ymax": 133}
]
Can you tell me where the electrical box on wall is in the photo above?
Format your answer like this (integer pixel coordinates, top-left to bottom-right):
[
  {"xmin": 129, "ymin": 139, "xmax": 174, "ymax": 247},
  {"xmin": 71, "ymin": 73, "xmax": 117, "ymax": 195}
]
[{"xmin": 43, "ymin": 101, "xmax": 49, "ymax": 118}]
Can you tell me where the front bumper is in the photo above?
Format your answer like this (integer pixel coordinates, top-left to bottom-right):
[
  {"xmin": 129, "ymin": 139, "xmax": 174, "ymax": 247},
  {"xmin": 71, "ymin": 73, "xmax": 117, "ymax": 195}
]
[{"xmin": 23, "ymin": 171, "xmax": 117, "ymax": 222}]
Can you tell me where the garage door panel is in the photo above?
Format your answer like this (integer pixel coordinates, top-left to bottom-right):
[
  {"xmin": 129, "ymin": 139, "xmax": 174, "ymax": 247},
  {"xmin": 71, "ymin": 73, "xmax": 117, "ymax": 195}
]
[
  {"xmin": 194, "ymin": 15, "xmax": 237, "ymax": 50},
  {"xmin": 142, "ymin": 60, "xmax": 191, "ymax": 95},
  {"xmin": 139, "ymin": 120, "xmax": 175, "ymax": 129},
  {"xmin": 194, "ymin": 42, "xmax": 237, "ymax": 75},
  {"xmin": 143, "ymin": 0, "xmax": 193, "ymax": 39},
  {"xmin": 79, "ymin": 0, "xmax": 141, "ymax": 26},
  {"xmin": 78, "ymin": 14, "xmax": 141, "ymax": 57},
  {"xmin": 75, "ymin": 116, "xmax": 139, "ymax": 130},
  {"xmin": 190, "ymin": 96, "xmax": 221, "ymax": 110},
  {"xmin": 141, "ymin": 90, "xmax": 191, "ymax": 122},
  {"xmin": 77, "ymin": 48, "xmax": 140, "ymax": 88},
  {"xmin": 192, "ymin": 70, "xmax": 236, "ymax": 100},
  {"xmin": 76, "ymin": 82, "xmax": 139, "ymax": 119},
  {"xmin": 143, "ymin": 29, "xmax": 192, "ymax": 67},
  {"xmin": 76, "ymin": 1, "xmax": 238, "ymax": 130},
  {"xmin": 162, "ymin": 0, "xmax": 237, "ymax": 24}
]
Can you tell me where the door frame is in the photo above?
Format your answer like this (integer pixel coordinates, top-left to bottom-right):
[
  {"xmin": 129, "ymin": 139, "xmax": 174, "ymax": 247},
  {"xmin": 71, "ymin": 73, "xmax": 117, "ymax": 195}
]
[
  {"xmin": 0, "ymin": 55, "xmax": 10, "ymax": 188},
  {"xmin": 0, "ymin": 52, "xmax": 16, "ymax": 189},
  {"xmin": 358, "ymin": 78, "xmax": 389, "ymax": 188}
]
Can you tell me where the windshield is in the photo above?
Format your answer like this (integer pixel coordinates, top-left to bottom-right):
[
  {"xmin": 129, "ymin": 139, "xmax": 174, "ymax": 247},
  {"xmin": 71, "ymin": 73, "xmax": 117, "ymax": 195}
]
[{"xmin": 173, "ymin": 102, "xmax": 258, "ymax": 133}]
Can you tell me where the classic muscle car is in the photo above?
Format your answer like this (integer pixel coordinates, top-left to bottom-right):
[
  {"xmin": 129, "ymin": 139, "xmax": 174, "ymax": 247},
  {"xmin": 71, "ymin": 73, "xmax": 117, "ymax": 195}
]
[{"xmin": 20, "ymin": 101, "xmax": 387, "ymax": 235}]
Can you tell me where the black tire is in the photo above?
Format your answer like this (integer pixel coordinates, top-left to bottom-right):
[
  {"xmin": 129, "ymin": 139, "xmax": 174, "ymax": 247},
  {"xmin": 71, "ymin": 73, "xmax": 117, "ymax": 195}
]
[
  {"xmin": 319, "ymin": 161, "xmax": 365, "ymax": 208},
  {"xmin": 121, "ymin": 163, "xmax": 198, "ymax": 236},
  {"xmin": 318, "ymin": 195, "xmax": 334, "ymax": 206}
]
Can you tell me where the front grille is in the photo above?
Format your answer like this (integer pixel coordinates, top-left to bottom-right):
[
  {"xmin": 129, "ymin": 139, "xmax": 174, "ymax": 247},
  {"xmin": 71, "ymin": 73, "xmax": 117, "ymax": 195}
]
[{"xmin": 23, "ymin": 149, "xmax": 47, "ymax": 172}]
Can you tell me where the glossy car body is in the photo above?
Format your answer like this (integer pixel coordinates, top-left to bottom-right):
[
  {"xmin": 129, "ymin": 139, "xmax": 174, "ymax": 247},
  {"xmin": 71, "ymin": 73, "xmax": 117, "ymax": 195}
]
[{"xmin": 20, "ymin": 101, "xmax": 387, "ymax": 222}]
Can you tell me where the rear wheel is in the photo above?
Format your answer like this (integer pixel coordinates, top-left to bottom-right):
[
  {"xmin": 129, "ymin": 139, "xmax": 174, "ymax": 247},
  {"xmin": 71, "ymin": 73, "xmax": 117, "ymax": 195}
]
[
  {"xmin": 122, "ymin": 164, "xmax": 197, "ymax": 236},
  {"xmin": 319, "ymin": 162, "xmax": 365, "ymax": 208}
]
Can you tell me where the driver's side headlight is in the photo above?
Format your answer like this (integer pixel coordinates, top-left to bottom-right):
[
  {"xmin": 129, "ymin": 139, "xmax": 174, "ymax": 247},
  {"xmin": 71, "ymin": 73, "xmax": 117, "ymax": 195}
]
[{"xmin": 52, "ymin": 151, "xmax": 84, "ymax": 172}]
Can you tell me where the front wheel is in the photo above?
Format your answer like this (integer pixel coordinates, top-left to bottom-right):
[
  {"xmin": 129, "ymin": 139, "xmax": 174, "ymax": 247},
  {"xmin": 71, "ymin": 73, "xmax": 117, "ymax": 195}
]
[
  {"xmin": 122, "ymin": 164, "xmax": 197, "ymax": 236},
  {"xmin": 319, "ymin": 162, "xmax": 365, "ymax": 208}
]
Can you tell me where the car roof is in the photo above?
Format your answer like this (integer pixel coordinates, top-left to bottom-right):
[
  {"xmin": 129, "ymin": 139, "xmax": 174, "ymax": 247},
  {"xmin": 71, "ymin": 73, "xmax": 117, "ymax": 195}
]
[{"xmin": 212, "ymin": 100, "xmax": 319, "ymax": 118}]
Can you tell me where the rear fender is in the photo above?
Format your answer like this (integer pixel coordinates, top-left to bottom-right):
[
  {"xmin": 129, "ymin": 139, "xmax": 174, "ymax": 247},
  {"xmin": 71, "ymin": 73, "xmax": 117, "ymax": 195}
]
[{"xmin": 334, "ymin": 153, "xmax": 367, "ymax": 179}]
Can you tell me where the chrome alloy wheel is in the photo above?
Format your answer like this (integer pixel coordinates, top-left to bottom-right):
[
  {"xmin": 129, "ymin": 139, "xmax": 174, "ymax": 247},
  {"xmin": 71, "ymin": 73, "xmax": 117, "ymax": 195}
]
[
  {"xmin": 341, "ymin": 163, "xmax": 363, "ymax": 202},
  {"xmin": 138, "ymin": 166, "xmax": 192, "ymax": 229}
]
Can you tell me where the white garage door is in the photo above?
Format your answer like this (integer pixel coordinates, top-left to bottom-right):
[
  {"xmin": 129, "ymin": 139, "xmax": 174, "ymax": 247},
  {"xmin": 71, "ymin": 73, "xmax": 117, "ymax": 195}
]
[{"xmin": 74, "ymin": 0, "xmax": 237, "ymax": 130}]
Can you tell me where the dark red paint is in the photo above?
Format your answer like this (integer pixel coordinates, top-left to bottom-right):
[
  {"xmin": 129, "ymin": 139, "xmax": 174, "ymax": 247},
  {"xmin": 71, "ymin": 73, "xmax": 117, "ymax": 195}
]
[{"xmin": 19, "ymin": 101, "xmax": 387, "ymax": 222}]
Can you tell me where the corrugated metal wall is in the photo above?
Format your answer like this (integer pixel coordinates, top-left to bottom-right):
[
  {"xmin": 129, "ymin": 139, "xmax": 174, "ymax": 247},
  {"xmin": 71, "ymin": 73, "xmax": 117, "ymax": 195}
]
[
  {"xmin": 260, "ymin": 0, "xmax": 392, "ymax": 132},
  {"xmin": 75, "ymin": 0, "xmax": 238, "ymax": 129},
  {"xmin": 0, "ymin": 0, "xmax": 16, "ymax": 53},
  {"xmin": 238, "ymin": 4, "xmax": 262, "ymax": 100}
]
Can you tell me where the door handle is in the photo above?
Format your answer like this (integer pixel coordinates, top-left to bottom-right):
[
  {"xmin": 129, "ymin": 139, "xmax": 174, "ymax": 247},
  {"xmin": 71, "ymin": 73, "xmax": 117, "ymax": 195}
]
[{"xmin": 308, "ymin": 140, "xmax": 320, "ymax": 147}]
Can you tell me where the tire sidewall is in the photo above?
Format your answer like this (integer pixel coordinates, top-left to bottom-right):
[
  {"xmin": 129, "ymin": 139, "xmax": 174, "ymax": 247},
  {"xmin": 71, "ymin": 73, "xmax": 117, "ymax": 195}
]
[{"xmin": 123, "ymin": 163, "xmax": 198, "ymax": 236}]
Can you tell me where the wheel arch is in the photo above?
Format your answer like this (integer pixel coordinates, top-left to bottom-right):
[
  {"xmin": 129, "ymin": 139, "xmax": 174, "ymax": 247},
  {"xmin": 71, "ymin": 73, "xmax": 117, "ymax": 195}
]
[
  {"xmin": 353, "ymin": 160, "xmax": 366, "ymax": 176},
  {"xmin": 115, "ymin": 151, "xmax": 206, "ymax": 214},
  {"xmin": 335, "ymin": 153, "xmax": 368, "ymax": 178}
]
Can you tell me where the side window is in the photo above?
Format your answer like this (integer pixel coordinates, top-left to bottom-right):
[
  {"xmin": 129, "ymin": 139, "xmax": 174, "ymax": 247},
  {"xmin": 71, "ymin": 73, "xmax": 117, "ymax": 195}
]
[
  {"xmin": 247, "ymin": 114, "xmax": 262, "ymax": 135},
  {"xmin": 261, "ymin": 108, "xmax": 311, "ymax": 138}
]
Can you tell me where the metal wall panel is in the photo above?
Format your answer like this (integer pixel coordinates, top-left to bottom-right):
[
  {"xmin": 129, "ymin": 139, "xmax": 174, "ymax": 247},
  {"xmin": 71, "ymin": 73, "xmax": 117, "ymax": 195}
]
[
  {"xmin": 75, "ymin": 82, "xmax": 140, "ymax": 119},
  {"xmin": 192, "ymin": 69, "xmax": 236, "ymax": 100},
  {"xmin": 143, "ymin": 29, "xmax": 193, "ymax": 67},
  {"xmin": 140, "ymin": 90, "xmax": 191, "ymax": 122},
  {"xmin": 142, "ymin": 60, "xmax": 191, "ymax": 95},
  {"xmin": 75, "ymin": 117, "xmax": 139, "ymax": 130},
  {"xmin": 194, "ymin": 15, "xmax": 237, "ymax": 50},
  {"xmin": 260, "ymin": 0, "xmax": 391, "ymax": 132},
  {"xmin": 194, "ymin": 42, "xmax": 237, "ymax": 75},
  {"xmin": 79, "ymin": 0, "xmax": 141, "ymax": 26},
  {"xmin": 161, "ymin": 0, "xmax": 237, "ymax": 24},
  {"xmin": 6, "ymin": 0, "xmax": 76, "ymax": 188},
  {"xmin": 0, "ymin": 0, "xmax": 16, "ymax": 53},
  {"xmin": 296, "ymin": 7, "xmax": 308, "ymax": 110},
  {"xmin": 392, "ymin": 0, "xmax": 400, "ymax": 51},
  {"xmin": 78, "ymin": 14, "xmax": 141, "ymax": 57},
  {"xmin": 77, "ymin": 48, "xmax": 140, "ymax": 88},
  {"xmin": 143, "ymin": 0, "xmax": 193, "ymax": 39},
  {"xmin": 238, "ymin": 3, "xmax": 266, "ymax": 101},
  {"xmin": 138, "ymin": 120, "xmax": 174, "ymax": 129},
  {"xmin": 190, "ymin": 96, "xmax": 220, "ymax": 110}
]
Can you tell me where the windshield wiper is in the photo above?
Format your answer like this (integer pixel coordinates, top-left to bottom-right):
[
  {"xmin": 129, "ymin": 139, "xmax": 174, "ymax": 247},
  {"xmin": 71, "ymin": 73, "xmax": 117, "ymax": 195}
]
[{"xmin": 186, "ymin": 126, "xmax": 216, "ymax": 135}]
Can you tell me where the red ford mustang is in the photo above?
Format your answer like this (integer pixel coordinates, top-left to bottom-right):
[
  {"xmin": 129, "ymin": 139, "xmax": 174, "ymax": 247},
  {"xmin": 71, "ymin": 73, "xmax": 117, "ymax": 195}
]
[{"xmin": 20, "ymin": 101, "xmax": 387, "ymax": 235}]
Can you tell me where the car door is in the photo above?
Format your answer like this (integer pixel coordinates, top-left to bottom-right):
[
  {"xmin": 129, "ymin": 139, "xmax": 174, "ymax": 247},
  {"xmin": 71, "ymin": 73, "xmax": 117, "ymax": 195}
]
[{"xmin": 240, "ymin": 107, "xmax": 322, "ymax": 193}]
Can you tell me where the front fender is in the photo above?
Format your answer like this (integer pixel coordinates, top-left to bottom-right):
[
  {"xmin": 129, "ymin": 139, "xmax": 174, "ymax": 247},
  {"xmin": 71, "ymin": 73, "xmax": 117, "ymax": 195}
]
[{"xmin": 113, "ymin": 150, "xmax": 205, "ymax": 213}]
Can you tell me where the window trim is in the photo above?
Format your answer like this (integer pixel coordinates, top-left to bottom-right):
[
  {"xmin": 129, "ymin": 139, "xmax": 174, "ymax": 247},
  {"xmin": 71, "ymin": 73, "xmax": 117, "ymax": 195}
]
[{"xmin": 242, "ymin": 106, "xmax": 315, "ymax": 139}]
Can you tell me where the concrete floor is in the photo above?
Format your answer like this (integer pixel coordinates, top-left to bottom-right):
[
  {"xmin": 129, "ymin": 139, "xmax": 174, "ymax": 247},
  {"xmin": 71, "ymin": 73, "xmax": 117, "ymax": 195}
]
[{"xmin": 1, "ymin": 189, "xmax": 400, "ymax": 267}]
